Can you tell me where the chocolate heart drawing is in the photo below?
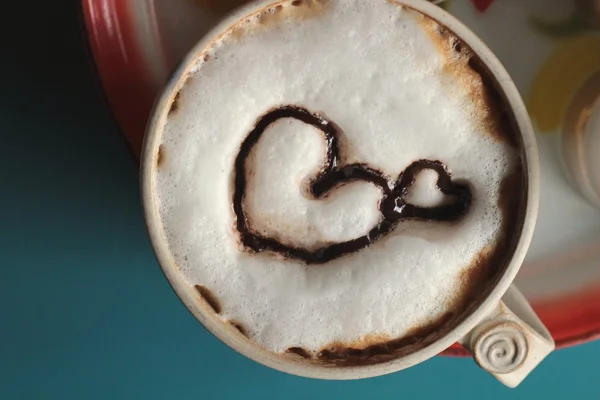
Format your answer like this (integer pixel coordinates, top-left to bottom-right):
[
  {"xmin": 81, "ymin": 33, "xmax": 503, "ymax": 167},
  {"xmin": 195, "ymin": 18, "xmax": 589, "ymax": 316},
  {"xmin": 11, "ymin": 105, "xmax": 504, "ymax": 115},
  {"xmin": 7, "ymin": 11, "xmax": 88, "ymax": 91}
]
[{"xmin": 233, "ymin": 105, "xmax": 472, "ymax": 264}]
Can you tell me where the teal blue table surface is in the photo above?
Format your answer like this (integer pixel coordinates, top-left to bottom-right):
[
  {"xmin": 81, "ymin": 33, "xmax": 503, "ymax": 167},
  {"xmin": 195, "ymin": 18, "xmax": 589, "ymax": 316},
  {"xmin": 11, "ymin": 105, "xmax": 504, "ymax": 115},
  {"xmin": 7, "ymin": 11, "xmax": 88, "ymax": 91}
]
[{"xmin": 2, "ymin": 2, "xmax": 600, "ymax": 399}]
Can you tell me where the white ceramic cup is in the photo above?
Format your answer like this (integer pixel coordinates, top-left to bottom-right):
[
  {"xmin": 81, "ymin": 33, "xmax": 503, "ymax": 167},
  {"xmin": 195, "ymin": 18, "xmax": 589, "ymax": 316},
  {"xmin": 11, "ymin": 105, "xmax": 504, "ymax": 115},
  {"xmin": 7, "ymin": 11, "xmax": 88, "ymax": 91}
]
[{"xmin": 140, "ymin": 0, "xmax": 554, "ymax": 388}]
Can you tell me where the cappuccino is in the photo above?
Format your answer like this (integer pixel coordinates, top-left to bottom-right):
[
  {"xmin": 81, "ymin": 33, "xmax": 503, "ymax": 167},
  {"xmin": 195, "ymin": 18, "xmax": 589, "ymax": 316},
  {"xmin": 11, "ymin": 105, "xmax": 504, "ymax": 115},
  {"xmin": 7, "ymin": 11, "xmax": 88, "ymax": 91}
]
[{"xmin": 152, "ymin": 0, "xmax": 523, "ymax": 364}]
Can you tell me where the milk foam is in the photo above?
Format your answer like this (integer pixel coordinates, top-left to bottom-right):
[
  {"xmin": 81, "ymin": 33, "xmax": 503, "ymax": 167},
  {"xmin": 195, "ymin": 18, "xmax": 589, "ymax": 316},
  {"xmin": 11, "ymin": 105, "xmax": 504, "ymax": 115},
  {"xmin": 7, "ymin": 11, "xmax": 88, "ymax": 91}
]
[
  {"xmin": 154, "ymin": 0, "xmax": 519, "ymax": 354},
  {"xmin": 244, "ymin": 117, "xmax": 383, "ymax": 250}
]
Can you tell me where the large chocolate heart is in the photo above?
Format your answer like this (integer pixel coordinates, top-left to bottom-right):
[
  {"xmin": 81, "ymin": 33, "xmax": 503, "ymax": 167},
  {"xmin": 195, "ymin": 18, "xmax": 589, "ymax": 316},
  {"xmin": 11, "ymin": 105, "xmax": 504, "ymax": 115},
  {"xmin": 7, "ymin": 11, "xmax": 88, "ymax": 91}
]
[{"xmin": 233, "ymin": 105, "xmax": 471, "ymax": 264}]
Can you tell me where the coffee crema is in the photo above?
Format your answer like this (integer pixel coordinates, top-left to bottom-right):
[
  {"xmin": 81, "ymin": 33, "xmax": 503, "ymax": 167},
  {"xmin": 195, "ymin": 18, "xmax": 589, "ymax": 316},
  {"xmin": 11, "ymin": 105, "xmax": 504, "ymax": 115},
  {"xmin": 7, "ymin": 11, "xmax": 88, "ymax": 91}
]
[{"xmin": 153, "ymin": 0, "xmax": 524, "ymax": 365}]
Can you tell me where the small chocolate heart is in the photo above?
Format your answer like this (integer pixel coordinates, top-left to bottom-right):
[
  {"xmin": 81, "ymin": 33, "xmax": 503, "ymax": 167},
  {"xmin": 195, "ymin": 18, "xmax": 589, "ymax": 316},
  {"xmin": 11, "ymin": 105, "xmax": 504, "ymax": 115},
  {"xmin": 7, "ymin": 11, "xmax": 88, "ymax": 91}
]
[{"xmin": 233, "ymin": 105, "xmax": 471, "ymax": 264}]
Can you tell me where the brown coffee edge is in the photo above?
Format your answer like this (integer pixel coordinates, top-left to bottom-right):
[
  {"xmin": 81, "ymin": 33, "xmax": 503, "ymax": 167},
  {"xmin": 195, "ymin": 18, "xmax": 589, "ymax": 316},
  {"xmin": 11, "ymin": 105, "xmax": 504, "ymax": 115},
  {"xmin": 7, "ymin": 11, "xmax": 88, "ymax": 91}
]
[
  {"xmin": 413, "ymin": 7, "xmax": 519, "ymax": 147},
  {"xmin": 156, "ymin": 145, "xmax": 165, "ymax": 168},
  {"xmin": 191, "ymin": 0, "xmax": 251, "ymax": 15},
  {"xmin": 228, "ymin": 0, "xmax": 328, "ymax": 42},
  {"xmin": 168, "ymin": 91, "xmax": 181, "ymax": 116},
  {"xmin": 195, "ymin": 285, "xmax": 223, "ymax": 314},
  {"xmin": 455, "ymin": 165, "xmax": 527, "ymax": 331},
  {"xmin": 286, "ymin": 347, "xmax": 312, "ymax": 359},
  {"xmin": 467, "ymin": 56, "xmax": 520, "ymax": 148},
  {"xmin": 229, "ymin": 320, "xmax": 250, "ymax": 338}
]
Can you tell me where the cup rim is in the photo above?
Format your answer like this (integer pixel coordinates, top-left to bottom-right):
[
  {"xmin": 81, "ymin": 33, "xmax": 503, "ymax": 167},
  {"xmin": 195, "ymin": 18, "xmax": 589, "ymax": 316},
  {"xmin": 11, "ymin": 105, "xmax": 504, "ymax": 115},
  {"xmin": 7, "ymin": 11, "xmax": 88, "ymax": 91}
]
[{"xmin": 140, "ymin": 0, "xmax": 540, "ymax": 379}]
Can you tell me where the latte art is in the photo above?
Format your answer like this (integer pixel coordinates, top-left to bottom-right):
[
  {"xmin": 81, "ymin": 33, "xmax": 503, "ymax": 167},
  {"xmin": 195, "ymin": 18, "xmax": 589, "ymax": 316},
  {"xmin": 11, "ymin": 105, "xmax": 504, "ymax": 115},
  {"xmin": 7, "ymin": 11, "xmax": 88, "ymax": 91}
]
[
  {"xmin": 153, "ymin": 0, "xmax": 524, "ymax": 364},
  {"xmin": 234, "ymin": 105, "xmax": 472, "ymax": 264}
]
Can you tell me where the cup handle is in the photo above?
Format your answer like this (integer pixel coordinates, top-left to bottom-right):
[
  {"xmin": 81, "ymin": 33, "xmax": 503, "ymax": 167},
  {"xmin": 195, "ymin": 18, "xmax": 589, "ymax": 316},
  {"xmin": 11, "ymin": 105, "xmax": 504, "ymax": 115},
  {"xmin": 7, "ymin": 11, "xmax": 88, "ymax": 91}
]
[{"xmin": 458, "ymin": 285, "xmax": 555, "ymax": 388}]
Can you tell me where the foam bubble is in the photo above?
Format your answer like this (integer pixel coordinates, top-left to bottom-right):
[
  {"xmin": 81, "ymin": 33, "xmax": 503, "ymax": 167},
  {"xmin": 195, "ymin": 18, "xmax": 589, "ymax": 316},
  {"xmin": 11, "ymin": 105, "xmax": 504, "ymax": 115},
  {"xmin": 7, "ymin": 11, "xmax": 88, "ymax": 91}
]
[{"xmin": 154, "ymin": 0, "xmax": 520, "ymax": 356}]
